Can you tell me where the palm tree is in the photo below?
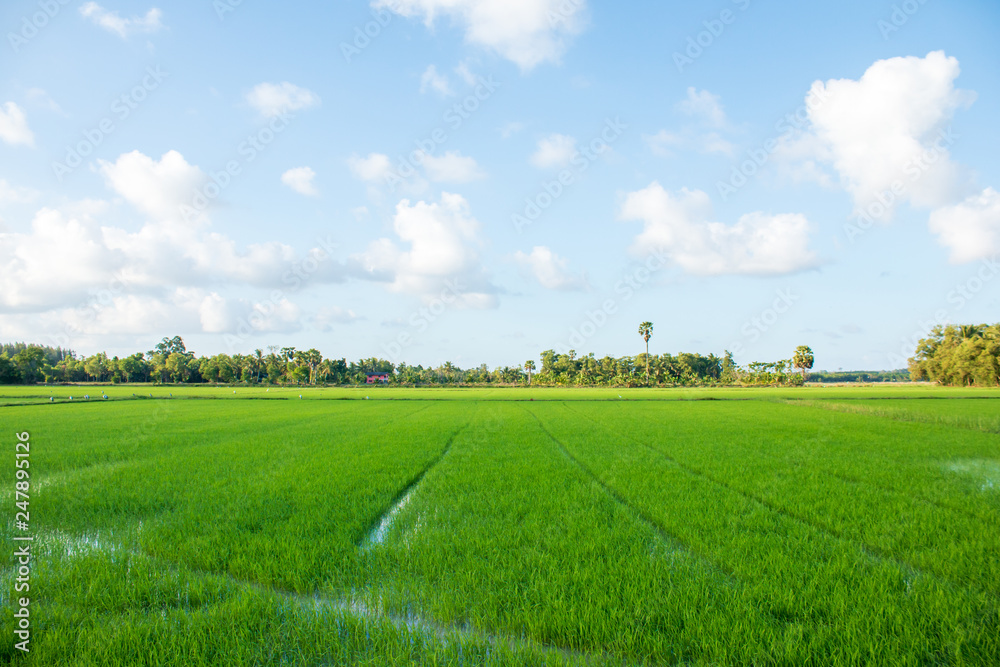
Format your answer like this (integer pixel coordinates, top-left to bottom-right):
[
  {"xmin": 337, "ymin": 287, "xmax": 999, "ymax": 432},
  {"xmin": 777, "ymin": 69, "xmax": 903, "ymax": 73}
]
[
  {"xmin": 253, "ymin": 348, "xmax": 264, "ymax": 383},
  {"xmin": 524, "ymin": 360, "xmax": 536, "ymax": 386},
  {"xmin": 959, "ymin": 324, "xmax": 984, "ymax": 340},
  {"xmin": 638, "ymin": 322, "xmax": 653, "ymax": 385},
  {"xmin": 792, "ymin": 345, "xmax": 815, "ymax": 381}
]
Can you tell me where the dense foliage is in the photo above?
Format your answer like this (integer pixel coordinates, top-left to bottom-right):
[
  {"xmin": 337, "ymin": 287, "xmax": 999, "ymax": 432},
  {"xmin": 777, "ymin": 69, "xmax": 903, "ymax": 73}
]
[
  {"xmin": 808, "ymin": 370, "xmax": 910, "ymax": 383},
  {"xmin": 909, "ymin": 324, "xmax": 1000, "ymax": 386},
  {"xmin": 0, "ymin": 336, "xmax": 812, "ymax": 387}
]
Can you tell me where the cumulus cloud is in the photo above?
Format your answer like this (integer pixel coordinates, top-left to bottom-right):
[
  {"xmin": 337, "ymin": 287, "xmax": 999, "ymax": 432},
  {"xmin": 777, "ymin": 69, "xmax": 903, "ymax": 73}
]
[
  {"xmin": 619, "ymin": 182, "xmax": 817, "ymax": 276},
  {"xmin": 513, "ymin": 246, "xmax": 586, "ymax": 290},
  {"xmin": 246, "ymin": 82, "xmax": 319, "ymax": 118},
  {"xmin": 312, "ymin": 306, "xmax": 361, "ymax": 332},
  {"xmin": 0, "ymin": 102, "xmax": 34, "ymax": 147},
  {"xmin": 644, "ymin": 88, "xmax": 734, "ymax": 158},
  {"xmin": 98, "ymin": 150, "xmax": 204, "ymax": 222},
  {"xmin": 779, "ymin": 51, "xmax": 975, "ymax": 215},
  {"xmin": 642, "ymin": 130, "xmax": 682, "ymax": 158},
  {"xmin": 281, "ymin": 167, "xmax": 318, "ymax": 196},
  {"xmin": 422, "ymin": 151, "xmax": 485, "ymax": 182},
  {"xmin": 348, "ymin": 153, "xmax": 393, "ymax": 182},
  {"xmin": 79, "ymin": 3, "xmax": 164, "ymax": 38},
  {"xmin": 677, "ymin": 87, "xmax": 727, "ymax": 128},
  {"xmin": 531, "ymin": 134, "xmax": 577, "ymax": 168},
  {"xmin": 0, "ymin": 205, "xmax": 121, "ymax": 311},
  {"xmin": 348, "ymin": 150, "xmax": 482, "ymax": 191},
  {"xmin": 0, "ymin": 179, "xmax": 38, "ymax": 205},
  {"xmin": 373, "ymin": 0, "xmax": 587, "ymax": 70},
  {"xmin": 355, "ymin": 192, "xmax": 496, "ymax": 306},
  {"xmin": 420, "ymin": 65, "xmax": 453, "ymax": 96},
  {"xmin": 1, "ymin": 150, "xmax": 345, "ymax": 317},
  {"xmin": 929, "ymin": 188, "xmax": 1000, "ymax": 263}
]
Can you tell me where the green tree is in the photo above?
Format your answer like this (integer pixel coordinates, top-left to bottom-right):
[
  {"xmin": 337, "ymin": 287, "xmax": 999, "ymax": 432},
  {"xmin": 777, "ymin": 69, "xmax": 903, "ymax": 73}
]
[
  {"xmin": 638, "ymin": 322, "xmax": 653, "ymax": 385},
  {"xmin": 792, "ymin": 345, "xmax": 815, "ymax": 381},
  {"xmin": 524, "ymin": 360, "xmax": 535, "ymax": 386},
  {"xmin": 13, "ymin": 346, "xmax": 47, "ymax": 383}
]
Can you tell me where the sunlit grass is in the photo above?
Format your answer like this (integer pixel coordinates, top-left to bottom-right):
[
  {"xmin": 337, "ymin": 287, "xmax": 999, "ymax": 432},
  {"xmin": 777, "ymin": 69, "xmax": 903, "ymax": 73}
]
[{"xmin": 1, "ymin": 387, "xmax": 997, "ymax": 665}]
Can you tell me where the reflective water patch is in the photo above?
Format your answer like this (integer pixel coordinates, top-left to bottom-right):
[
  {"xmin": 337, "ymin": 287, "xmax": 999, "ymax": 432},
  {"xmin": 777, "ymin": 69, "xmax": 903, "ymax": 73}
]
[{"xmin": 946, "ymin": 459, "xmax": 1000, "ymax": 492}]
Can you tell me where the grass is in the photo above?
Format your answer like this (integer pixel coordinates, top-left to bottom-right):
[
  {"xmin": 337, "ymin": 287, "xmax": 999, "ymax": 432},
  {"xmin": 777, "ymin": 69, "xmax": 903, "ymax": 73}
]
[{"xmin": 1, "ymin": 386, "xmax": 998, "ymax": 665}]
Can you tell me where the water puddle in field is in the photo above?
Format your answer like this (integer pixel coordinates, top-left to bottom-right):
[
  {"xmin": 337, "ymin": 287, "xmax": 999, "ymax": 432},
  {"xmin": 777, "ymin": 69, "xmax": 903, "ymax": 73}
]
[
  {"xmin": 361, "ymin": 487, "xmax": 418, "ymax": 549},
  {"xmin": 945, "ymin": 459, "xmax": 1000, "ymax": 492},
  {"xmin": 34, "ymin": 524, "xmax": 143, "ymax": 560}
]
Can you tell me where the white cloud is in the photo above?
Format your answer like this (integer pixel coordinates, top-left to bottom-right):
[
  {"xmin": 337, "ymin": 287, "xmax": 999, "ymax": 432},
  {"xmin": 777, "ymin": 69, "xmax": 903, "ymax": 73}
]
[
  {"xmin": 246, "ymin": 82, "xmax": 319, "ymax": 118},
  {"xmin": 356, "ymin": 192, "xmax": 496, "ymax": 306},
  {"xmin": 531, "ymin": 133, "xmax": 577, "ymax": 168},
  {"xmin": 79, "ymin": 3, "xmax": 164, "ymax": 38},
  {"xmin": 348, "ymin": 153, "xmax": 393, "ymax": 183},
  {"xmin": 0, "ymin": 102, "xmax": 34, "ymax": 147},
  {"xmin": 281, "ymin": 167, "xmax": 318, "ymax": 196},
  {"xmin": 929, "ymin": 188, "xmax": 1000, "ymax": 263},
  {"xmin": 422, "ymin": 151, "xmax": 485, "ymax": 182},
  {"xmin": 420, "ymin": 65, "xmax": 453, "ymax": 96},
  {"xmin": 26, "ymin": 88, "xmax": 66, "ymax": 116},
  {"xmin": 454, "ymin": 60, "xmax": 478, "ymax": 86},
  {"xmin": 643, "ymin": 130, "xmax": 682, "ymax": 157},
  {"xmin": 373, "ymin": 0, "xmax": 587, "ymax": 70},
  {"xmin": 312, "ymin": 306, "xmax": 360, "ymax": 332},
  {"xmin": 499, "ymin": 121, "xmax": 524, "ymax": 139},
  {"xmin": 619, "ymin": 182, "xmax": 818, "ymax": 276},
  {"xmin": 0, "ymin": 205, "xmax": 121, "ymax": 311},
  {"xmin": 677, "ymin": 87, "xmax": 727, "ymax": 128},
  {"xmin": 0, "ymin": 179, "xmax": 38, "ymax": 205},
  {"xmin": 513, "ymin": 246, "xmax": 586, "ymax": 290},
  {"xmin": 779, "ymin": 51, "xmax": 975, "ymax": 215},
  {"xmin": 98, "ymin": 150, "xmax": 204, "ymax": 222},
  {"xmin": 0, "ymin": 150, "xmax": 346, "ymax": 315}
]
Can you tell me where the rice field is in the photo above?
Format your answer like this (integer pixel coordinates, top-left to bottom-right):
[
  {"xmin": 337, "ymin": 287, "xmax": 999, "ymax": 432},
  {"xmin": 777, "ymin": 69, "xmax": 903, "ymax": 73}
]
[{"xmin": 2, "ymin": 387, "xmax": 999, "ymax": 665}]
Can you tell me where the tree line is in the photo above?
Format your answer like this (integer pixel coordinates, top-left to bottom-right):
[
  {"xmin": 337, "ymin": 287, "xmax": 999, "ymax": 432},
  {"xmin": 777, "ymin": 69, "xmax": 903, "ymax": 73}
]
[
  {"xmin": 0, "ymin": 333, "xmax": 818, "ymax": 388},
  {"xmin": 908, "ymin": 324, "xmax": 1000, "ymax": 386}
]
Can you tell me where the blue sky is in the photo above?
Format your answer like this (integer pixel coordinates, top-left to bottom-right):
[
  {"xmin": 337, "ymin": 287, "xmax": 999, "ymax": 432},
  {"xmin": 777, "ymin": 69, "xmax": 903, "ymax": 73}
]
[{"xmin": 1, "ymin": 0, "xmax": 998, "ymax": 371}]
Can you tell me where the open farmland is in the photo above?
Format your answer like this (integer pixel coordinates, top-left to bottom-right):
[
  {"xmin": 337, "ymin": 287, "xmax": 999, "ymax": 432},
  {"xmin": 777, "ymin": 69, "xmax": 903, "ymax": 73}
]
[{"xmin": 2, "ymin": 388, "xmax": 999, "ymax": 665}]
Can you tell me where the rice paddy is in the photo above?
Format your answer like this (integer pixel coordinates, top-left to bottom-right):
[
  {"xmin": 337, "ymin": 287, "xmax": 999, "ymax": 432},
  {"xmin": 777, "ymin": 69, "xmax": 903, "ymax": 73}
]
[{"xmin": 2, "ymin": 387, "xmax": 998, "ymax": 665}]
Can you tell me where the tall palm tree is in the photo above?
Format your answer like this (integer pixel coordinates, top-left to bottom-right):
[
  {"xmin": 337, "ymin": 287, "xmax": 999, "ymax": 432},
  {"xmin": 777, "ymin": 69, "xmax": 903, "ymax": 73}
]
[
  {"xmin": 524, "ymin": 360, "xmax": 536, "ymax": 386},
  {"xmin": 638, "ymin": 322, "xmax": 653, "ymax": 385},
  {"xmin": 959, "ymin": 324, "xmax": 984, "ymax": 340},
  {"xmin": 253, "ymin": 348, "xmax": 264, "ymax": 383}
]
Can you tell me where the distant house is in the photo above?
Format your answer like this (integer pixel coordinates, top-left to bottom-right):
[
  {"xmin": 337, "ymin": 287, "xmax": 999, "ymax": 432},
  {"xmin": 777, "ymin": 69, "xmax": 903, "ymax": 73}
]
[{"xmin": 366, "ymin": 372, "xmax": 390, "ymax": 384}]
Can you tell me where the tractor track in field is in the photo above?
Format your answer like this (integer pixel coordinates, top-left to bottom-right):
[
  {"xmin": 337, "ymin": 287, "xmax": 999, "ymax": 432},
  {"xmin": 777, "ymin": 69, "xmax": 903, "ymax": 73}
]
[
  {"xmin": 520, "ymin": 404, "xmax": 741, "ymax": 584},
  {"xmin": 356, "ymin": 415, "xmax": 470, "ymax": 549},
  {"xmin": 554, "ymin": 402, "xmax": 980, "ymax": 598}
]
